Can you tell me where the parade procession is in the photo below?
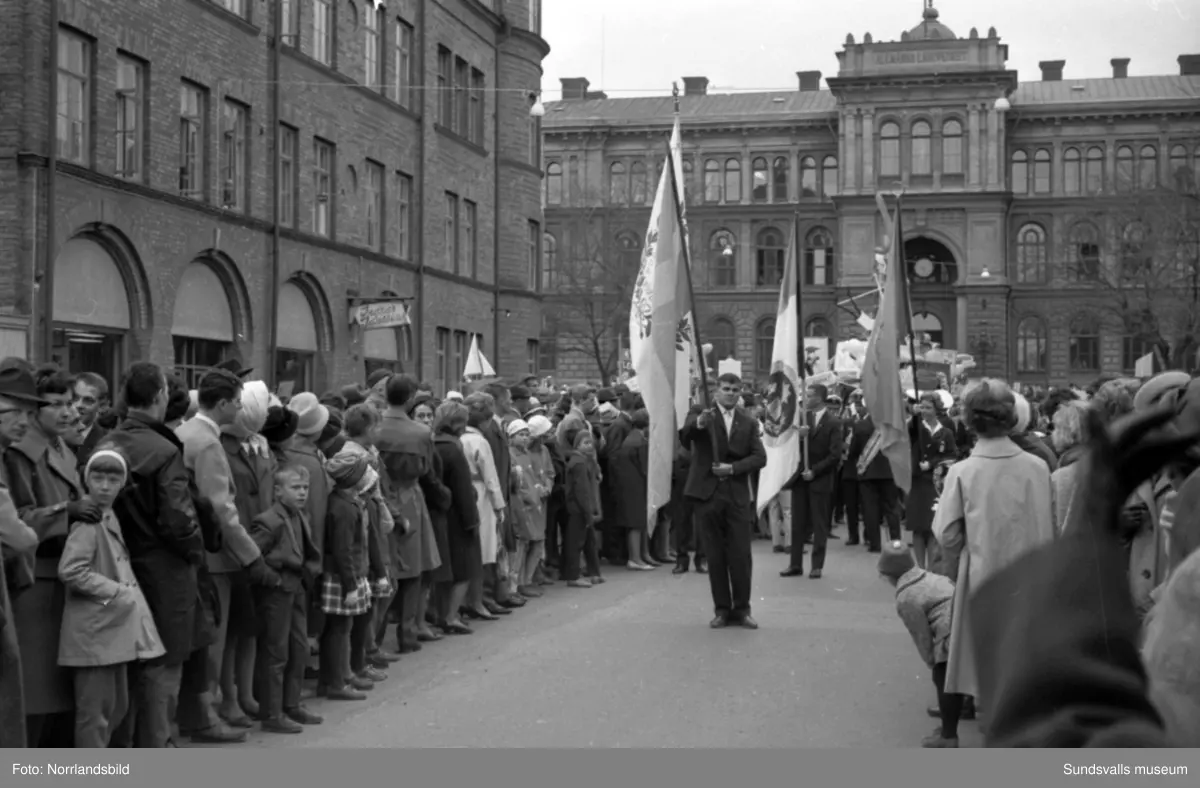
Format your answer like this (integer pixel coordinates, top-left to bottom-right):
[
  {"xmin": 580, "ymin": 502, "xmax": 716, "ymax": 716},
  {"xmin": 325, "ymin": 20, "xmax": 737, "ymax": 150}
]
[{"xmin": 3, "ymin": 0, "xmax": 1200, "ymax": 758}]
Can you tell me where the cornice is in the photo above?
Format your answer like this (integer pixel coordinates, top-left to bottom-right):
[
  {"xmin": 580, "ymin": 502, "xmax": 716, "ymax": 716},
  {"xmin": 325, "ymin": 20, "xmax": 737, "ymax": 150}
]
[
  {"xmin": 827, "ymin": 70, "xmax": 1018, "ymax": 94},
  {"xmin": 1009, "ymin": 103, "xmax": 1200, "ymax": 124},
  {"xmin": 543, "ymin": 118, "xmax": 839, "ymax": 140}
]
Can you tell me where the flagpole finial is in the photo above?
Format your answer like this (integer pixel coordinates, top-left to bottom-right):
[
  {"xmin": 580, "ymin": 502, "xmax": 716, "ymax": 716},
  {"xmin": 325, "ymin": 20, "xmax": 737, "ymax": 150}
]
[{"xmin": 672, "ymin": 82, "xmax": 680, "ymax": 114}]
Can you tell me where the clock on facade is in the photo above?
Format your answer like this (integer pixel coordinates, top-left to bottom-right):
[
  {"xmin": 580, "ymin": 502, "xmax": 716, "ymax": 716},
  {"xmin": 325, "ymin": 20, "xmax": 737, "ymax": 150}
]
[{"xmin": 913, "ymin": 257, "xmax": 935, "ymax": 280}]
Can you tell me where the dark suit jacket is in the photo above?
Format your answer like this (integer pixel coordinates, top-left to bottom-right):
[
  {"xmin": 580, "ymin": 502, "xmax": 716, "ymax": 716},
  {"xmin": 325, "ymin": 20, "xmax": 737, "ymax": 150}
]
[
  {"xmin": 787, "ymin": 409, "xmax": 843, "ymax": 494},
  {"xmin": 74, "ymin": 423, "xmax": 109, "ymax": 476},
  {"xmin": 848, "ymin": 415, "xmax": 894, "ymax": 482},
  {"xmin": 681, "ymin": 406, "xmax": 766, "ymax": 504}
]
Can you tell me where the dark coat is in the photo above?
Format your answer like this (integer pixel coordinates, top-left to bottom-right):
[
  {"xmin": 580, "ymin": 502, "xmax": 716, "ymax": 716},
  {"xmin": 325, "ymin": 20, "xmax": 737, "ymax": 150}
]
[
  {"xmin": 907, "ymin": 421, "xmax": 958, "ymax": 535},
  {"xmin": 787, "ymin": 409, "xmax": 843, "ymax": 493},
  {"xmin": 680, "ymin": 405, "xmax": 767, "ymax": 504},
  {"xmin": 839, "ymin": 411, "xmax": 864, "ymax": 481},
  {"xmin": 566, "ymin": 452, "xmax": 602, "ymax": 522},
  {"xmin": 433, "ymin": 434, "xmax": 482, "ymax": 584},
  {"xmin": 74, "ymin": 422, "xmax": 109, "ymax": 477},
  {"xmin": 325, "ymin": 490, "xmax": 369, "ymax": 591},
  {"xmin": 249, "ymin": 502, "xmax": 320, "ymax": 594},
  {"xmin": 106, "ymin": 413, "xmax": 206, "ymax": 665},
  {"xmin": 420, "ymin": 447, "xmax": 454, "ymax": 584},
  {"xmin": 608, "ymin": 429, "xmax": 648, "ymax": 532},
  {"xmin": 221, "ymin": 434, "xmax": 277, "ymax": 543},
  {"xmin": 1013, "ymin": 431, "xmax": 1058, "ymax": 472},
  {"xmin": 848, "ymin": 415, "xmax": 892, "ymax": 482}
]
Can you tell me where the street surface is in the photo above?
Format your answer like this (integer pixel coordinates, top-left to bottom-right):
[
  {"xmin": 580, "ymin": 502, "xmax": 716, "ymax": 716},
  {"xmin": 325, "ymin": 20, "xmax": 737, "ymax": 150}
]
[{"xmin": 189, "ymin": 538, "xmax": 983, "ymax": 748}]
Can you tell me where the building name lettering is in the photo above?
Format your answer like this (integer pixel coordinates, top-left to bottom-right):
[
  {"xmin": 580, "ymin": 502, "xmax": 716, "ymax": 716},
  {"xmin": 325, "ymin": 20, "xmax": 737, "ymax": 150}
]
[{"xmin": 873, "ymin": 50, "xmax": 970, "ymax": 66}]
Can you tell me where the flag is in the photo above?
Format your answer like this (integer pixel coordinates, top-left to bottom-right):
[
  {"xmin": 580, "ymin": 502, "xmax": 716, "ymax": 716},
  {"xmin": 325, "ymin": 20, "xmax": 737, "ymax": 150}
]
[
  {"xmin": 860, "ymin": 194, "xmax": 914, "ymax": 494},
  {"xmin": 755, "ymin": 221, "xmax": 803, "ymax": 516}
]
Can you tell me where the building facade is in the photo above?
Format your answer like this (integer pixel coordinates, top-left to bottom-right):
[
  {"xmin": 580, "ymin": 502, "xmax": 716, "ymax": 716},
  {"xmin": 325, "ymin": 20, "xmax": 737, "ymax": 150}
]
[
  {"xmin": 540, "ymin": 5, "xmax": 1200, "ymax": 388},
  {"xmin": 0, "ymin": 0, "xmax": 548, "ymax": 394}
]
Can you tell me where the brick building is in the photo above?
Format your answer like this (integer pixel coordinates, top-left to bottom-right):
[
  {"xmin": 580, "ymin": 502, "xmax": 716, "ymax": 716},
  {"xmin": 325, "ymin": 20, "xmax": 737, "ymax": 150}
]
[
  {"xmin": 540, "ymin": 4, "xmax": 1200, "ymax": 388},
  {"xmin": 0, "ymin": 0, "xmax": 548, "ymax": 394}
]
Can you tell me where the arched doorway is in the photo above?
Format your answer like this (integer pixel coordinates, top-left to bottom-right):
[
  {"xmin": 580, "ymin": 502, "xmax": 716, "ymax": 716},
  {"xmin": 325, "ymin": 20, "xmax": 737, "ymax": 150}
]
[
  {"xmin": 913, "ymin": 311, "xmax": 944, "ymax": 348},
  {"xmin": 904, "ymin": 236, "xmax": 959, "ymax": 349},
  {"xmin": 276, "ymin": 280, "xmax": 322, "ymax": 395},
  {"xmin": 52, "ymin": 235, "xmax": 135, "ymax": 382},
  {"xmin": 171, "ymin": 259, "xmax": 241, "ymax": 388},
  {"xmin": 903, "ymin": 237, "xmax": 959, "ymax": 286}
]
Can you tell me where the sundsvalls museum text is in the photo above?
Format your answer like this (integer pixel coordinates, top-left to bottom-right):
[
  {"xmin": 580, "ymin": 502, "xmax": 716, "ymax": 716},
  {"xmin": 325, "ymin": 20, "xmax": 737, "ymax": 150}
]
[
  {"xmin": 1064, "ymin": 763, "xmax": 1188, "ymax": 776},
  {"xmin": 13, "ymin": 763, "xmax": 131, "ymax": 777}
]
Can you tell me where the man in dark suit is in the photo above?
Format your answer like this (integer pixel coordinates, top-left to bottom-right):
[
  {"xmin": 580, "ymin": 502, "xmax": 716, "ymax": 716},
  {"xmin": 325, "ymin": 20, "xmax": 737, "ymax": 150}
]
[
  {"xmin": 848, "ymin": 406, "xmax": 901, "ymax": 552},
  {"xmin": 681, "ymin": 373, "xmax": 766, "ymax": 629},
  {"xmin": 782, "ymin": 383, "xmax": 843, "ymax": 579},
  {"xmin": 72, "ymin": 372, "xmax": 110, "ymax": 473}
]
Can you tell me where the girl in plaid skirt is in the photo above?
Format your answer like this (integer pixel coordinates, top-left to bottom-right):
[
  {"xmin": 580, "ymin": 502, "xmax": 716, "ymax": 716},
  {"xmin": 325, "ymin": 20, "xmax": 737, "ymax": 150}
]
[{"xmin": 317, "ymin": 452, "xmax": 376, "ymax": 701}]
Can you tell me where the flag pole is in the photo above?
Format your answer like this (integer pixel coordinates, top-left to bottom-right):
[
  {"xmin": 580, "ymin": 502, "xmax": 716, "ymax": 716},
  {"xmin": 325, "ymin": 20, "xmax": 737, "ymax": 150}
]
[
  {"xmin": 894, "ymin": 190, "xmax": 920, "ymax": 397},
  {"xmin": 794, "ymin": 213, "xmax": 810, "ymax": 473}
]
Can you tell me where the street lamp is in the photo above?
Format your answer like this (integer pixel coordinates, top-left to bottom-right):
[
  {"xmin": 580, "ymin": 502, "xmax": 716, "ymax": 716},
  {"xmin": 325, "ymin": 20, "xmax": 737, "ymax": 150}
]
[
  {"xmin": 994, "ymin": 96, "xmax": 1010, "ymax": 112},
  {"xmin": 529, "ymin": 91, "xmax": 545, "ymax": 117}
]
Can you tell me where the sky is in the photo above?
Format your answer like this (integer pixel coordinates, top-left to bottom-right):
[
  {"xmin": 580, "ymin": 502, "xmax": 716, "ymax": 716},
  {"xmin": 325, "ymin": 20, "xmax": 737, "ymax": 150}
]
[{"xmin": 539, "ymin": 0, "xmax": 1199, "ymax": 100}]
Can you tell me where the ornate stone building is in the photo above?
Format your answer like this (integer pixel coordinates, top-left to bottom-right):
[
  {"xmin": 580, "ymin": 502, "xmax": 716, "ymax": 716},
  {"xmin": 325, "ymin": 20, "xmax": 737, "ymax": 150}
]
[{"xmin": 540, "ymin": 5, "xmax": 1200, "ymax": 387}]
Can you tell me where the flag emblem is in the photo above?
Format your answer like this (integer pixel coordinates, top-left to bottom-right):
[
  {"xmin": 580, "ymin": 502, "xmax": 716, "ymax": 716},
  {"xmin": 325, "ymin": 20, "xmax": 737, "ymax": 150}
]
[{"xmin": 763, "ymin": 361, "xmax": 801, "ymax": 448}]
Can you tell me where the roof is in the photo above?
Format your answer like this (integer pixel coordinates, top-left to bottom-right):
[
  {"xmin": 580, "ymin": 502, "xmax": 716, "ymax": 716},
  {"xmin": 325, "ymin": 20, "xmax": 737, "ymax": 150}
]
[
  {"xmin": 543, "ymin": 75, "xmax": 1200, "ymax": 129},
  {"xmin": 907, "ymin": 7, "xmax": 956, "ymax": 41}
]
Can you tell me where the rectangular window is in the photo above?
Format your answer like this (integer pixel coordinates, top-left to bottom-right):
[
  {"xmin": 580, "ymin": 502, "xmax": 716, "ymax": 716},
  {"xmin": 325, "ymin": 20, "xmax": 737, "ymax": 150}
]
[
  {"xmin": 437, "ymin": 47, "xmax": 453, "ymax": 127},
  {"xmin": 445, "ymin": 191, "xmax": 459, "ymax": 271},
  {"xmin": 880, "ymin": 138, "xmax": 900, "ymax": 178},
  {"xmin": 470, "ymin": 67, "xmax": 485, "ymax": 145},
  {"xmin": 115, "ymin": 55, "xmax": 144, "ymax": 180},
  {"xmin": 278, "ymin": 125, "xmax": 298, "ymax": 226},
  {"xmin": 435, "ymin": 327, "xmax": 450, "ymax": 393},
  {"xmin": 454, "ymin": 57, "xmax": 469, "ymax": 136},
  {"xmin": 366, "ymin": 160, "xmax": 384, "ymax": 250},
  {"xmin": 281, "ymin": 0, "xmax": 299, "ymax": 43},
  {"xmin": 529, "ymin": 116, "xmax": 541, "ymax": 166},
  {"xmin": 179, "ymin": 82, "xmax": 207, "ymax": 200},
  {"xmin": 57, "ymin": 30, "xmax": 91, "ymax": 165},
  {"xmin": 396, "ymin": 172, "xmax": 413, "ymax": 260},
  {"xmin": 453, "ymin": 330, "xmax": 468, "ymax": 385},
  {"xmin": 364, "ymin": 4, "xmax": 381, "ymax": 88},
  {"xmin": 216, "ymin": 0, "xmax": 247, "ymax": 16},
  {"xmin": 313, "ymin": 139, "xmax": 333, "ymax": 236},
  {"xmin": 526, "ymin": 340, "xmax": 539, "ymax": 375},
  {"xmin": 312, "ymin": 0, "xmax": 332, "ymax": 65},
  {"xmin": 528, "ymin": 0, "xmax": 541, "ymax": 34},
  {"xmin": 463, "ymin": 200, "xmax": 477, "ymax": 277},
  {"xmin": 527, "ymin": 220, "xmax": 540, "ymax": 291},
  {"xmin": 393, "ymin": 18, "xmax": 414, "ymax": 108},
  {"xmin": 942, "ymin": 135, "xmax": 963, "ymax": 175},
  {"xmin": 220, "ymin": 100, "xmax": 248, "ymax": 210}
]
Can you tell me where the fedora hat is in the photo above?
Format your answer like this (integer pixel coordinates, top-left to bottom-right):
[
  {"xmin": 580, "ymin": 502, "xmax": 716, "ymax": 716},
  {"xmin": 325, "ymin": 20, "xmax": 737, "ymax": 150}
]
[
  {"xmin": 213, "ymin": 358, "xmax": 254, "ymax": 379},
  {"xmin": 0, "ymin": 366, "xmax": 50, "ymax": 406},
  {"xmin": 287, "ymin": 392, "xmax": 330, "ymax": 438}
]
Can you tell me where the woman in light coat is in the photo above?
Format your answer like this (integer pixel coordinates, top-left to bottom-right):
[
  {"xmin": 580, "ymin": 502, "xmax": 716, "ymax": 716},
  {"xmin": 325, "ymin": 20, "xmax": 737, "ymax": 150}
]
[
  {"xmin": 933, "ymin": 379, "xmax": 1055, "ymax": 718},
  {"xmin": 460, "ymin": 393, "xmax": 505, "ymax": 621}
]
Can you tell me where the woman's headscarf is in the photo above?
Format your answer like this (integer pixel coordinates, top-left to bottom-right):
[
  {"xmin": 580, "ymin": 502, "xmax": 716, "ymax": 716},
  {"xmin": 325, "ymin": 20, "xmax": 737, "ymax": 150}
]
[{"xmin": 224, "ymin": 380, "xmax": 272, "ymax": 457}]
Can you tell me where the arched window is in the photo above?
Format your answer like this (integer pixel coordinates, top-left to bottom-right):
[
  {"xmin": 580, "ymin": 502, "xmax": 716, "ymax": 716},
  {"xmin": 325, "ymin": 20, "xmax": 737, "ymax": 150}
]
[
  {"xmin": 912, "ymin": 312, "xmax": 943, "ymax": 347},
  {"xmin": 708, "ymin": 317, "xmax": 736, "ymax": 363},
  {"xmin": 822, "ymin": 155, "xmax": 838, "ymax": 198},
  {"xmin": 1069, "ymin": 222, "xmax": 1102, "ymax": 281},
  {"xmin": 704, "ymin": 158, "xmax": 721, "ymax": 203},
  {"xmin": 1016, "ymin": 223, "xmax": 1047, "ymax": 283},
  {"xmin": 1016, "ymin": 316, "xmax": 1047, "ymax": 373},
  {"xmin": 799, "ymin": 156, "xmax": 817, "ymax": 197},
  {"xmin": 1169, "ymin": 144, "xmax": 1191, "ymax": 190},
  {"xmin": 805, "ymin": 317, "xmax": 832, "ymax": 340},
  {"xmin": 751, "ymin": 157, "xmax": 769, "ymax": 203},
  {"xmin": 1116, "ymin": 145, "xmax": 1135, "ymax": 193},
  {"xmin": 545, "ymin": 161, "xmax": 563, "ymax": 205},
  {"xmin": 1085, "ymin": 146, "xmax": 1105, "ymax": 194},
  {"xmin": 755, "ymin": 318, "xmax": 775, "ymax": 378},
  {"xmin": 880, "ymin": 121, "xmax": 900, "ymax": 177},
  {"xmin": 1063, "ymin": 147, "xmax": 1081, "ymax": 195},
  {"xmin": 773, "ymin": 156, "xmax": 790, "ymax": 201},
  {"xmin": 755, "ymin": 227, "xmax": 785, "ymax": 287},
  {"xmin": 1010, "ymin": 150, "xmax": 1028, "ymax": 194},
  {"xmin": 1069, "ymin": 313, "xmax": 1100, "ymax": 371},
  {"xmin": 1120, "ymin": 221, "xmax": 1150, "ymax": 280},
  {"xmin": 609, "ymin": 161, "xmax": 628, "ymax": 204},
  {"xmin": 804, "ymin": 226, "xmax": 834, "ymax": 286},
  {"xmin": 942, "ymin": 119, "xmax": 963, "ymax": 174},
  {"xmin": 1139, "ymin": 145, "xmax": 1158, "ymax": 191},
  {"xmin": 709, "ymin": 229, "xmax": 737, "ymax": 288},
  {"xmin": 630, "ymin": 161, "xmax": 648, "ymax": 205},
  {"xmin": 724, "ymin": 157, "xmax": 741, "ymax": 203},
  {"xmin": 541, "ymin": 232, "xmax": 557, "ymax": 291},
  {"xmin": 911, "ymin": 120, "xmax": 932, "ymax": 176},
  {"xmin": 1033, "ymin": 149, "xmax": 1051, "ymax": 193}
]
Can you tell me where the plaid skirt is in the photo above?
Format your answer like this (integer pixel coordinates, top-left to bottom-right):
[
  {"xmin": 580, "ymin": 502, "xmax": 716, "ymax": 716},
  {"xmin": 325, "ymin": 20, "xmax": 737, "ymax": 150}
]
[{"xmin": 319, "ymin": 575, "xmax": 372, "ymax": 617}]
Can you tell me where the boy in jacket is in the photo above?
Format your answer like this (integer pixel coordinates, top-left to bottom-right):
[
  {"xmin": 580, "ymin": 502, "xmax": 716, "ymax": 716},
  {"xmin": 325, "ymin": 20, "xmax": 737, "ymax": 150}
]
[{"xmin": 562, "ymin": 428, "xmax": 603, "ymax": 588}]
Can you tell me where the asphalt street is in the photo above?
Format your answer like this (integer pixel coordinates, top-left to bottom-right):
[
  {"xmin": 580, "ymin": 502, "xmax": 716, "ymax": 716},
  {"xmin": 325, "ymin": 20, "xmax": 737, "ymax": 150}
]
[{"xmin": 191, "ymin": 536, "xmax": 984, "ymax": 749}]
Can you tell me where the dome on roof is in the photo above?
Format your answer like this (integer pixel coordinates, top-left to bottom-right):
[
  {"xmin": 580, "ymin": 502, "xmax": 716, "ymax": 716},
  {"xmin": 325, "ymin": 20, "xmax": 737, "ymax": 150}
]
[{"xmin": 906, "ymin": 5, "xmax": 956, "ymax": 41}]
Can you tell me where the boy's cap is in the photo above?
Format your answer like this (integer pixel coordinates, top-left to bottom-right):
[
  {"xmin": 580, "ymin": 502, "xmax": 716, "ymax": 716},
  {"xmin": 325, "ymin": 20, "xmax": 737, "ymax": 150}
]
[{"xmin": 877, "ymin": 540, "xmax": 916, "ymax": 581}]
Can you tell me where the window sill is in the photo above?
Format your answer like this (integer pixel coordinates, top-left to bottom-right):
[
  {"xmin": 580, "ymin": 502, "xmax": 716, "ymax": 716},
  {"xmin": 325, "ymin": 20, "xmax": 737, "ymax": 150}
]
[
  {"xmin": 183, "ymin": 0, "xmax": 260, "ymax": 37},
  {"xmin": 434, "ymin": 125, "xmax": 487, "ymax": 157}
]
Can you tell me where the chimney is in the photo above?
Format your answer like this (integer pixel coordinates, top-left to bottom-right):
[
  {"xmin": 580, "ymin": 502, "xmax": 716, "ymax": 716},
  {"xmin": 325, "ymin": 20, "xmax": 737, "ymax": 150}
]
[
  {"xmin": 560, "ymin": 77, "xmax": 590, "ymax": 101},
  {"xmin": 682, "ymin": 76, "xmax": 709, "ymax": 97},
  {"xmin": 1180, "ymin": 54, "xmax": 1200, "ymax": 76},
  {"xmin": 1039, "ymin": 60, "xmax": 1065, "ymax": 81},
  {"xmin": 1111, "ymin": 58, "xmax": 1130, "ymax": 79},
  {"xmin": 797, "ymin": 70, "xmax": 822, "ymax": 92}
]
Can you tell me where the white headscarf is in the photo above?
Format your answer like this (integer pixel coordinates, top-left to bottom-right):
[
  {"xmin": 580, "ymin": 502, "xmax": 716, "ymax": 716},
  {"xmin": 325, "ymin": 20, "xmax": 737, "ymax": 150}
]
[{"xmin": 224, "ymin": 380, "xmax": 271, "ymax": 457}]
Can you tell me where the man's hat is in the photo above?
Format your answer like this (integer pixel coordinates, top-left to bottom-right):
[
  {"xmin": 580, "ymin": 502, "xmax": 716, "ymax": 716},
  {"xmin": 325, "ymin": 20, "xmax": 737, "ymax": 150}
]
[
  {"xmin": 0, "ymin": 366, "xmax": 50, "ymax": 406},
  {"xmin": 213, "ymin": 359, "xmax": 254, "ymax": 379}
]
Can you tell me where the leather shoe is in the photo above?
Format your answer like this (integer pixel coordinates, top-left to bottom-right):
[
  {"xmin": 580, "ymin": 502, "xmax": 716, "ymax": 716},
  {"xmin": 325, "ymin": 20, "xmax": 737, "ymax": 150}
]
[
  {"xmin": 285, "ymin": 706, "xmax": 324, "ymax": 725},
  {"xmin": 190, "ymin": 726, "xmax": 247, "ymax": 744},
  {"xmin": 928, "ymin": 703, "xmax": 975, "ymax": 721},
  {"xmin": 809, "ymin": 569, "xmax": 823, "ymax": 579},
  {"xmin": 780, "ymin": 567, "xmax": 805, "ymax": 577},
  {"xmin": 325, "ymin": 687, "xmax": 367, "ymax": 701},
  {"xmin": 672, "ymin": 563, "xmax": 688, "ymax": 575},
  {"xmin": 694, "ymin": 558, "xmax": 708, "ymax": 574},
  {"xmin": 739, "ymin": 615, "xmax": 759, "ymax": 630},
  {"xmin": 709, "ymin": 615, "xmax": 728, "ymax": 629},
  {"xmin": 261, "ymin": 716, "xmax": 303, "ymax": 734}
]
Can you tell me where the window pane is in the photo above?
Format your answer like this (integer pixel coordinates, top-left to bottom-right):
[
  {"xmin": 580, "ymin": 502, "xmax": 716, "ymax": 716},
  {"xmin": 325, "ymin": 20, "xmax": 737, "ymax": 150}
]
[
  {"xmin": 942, "ymin": 120, "xmax": 963, "ymax": 174},
  {"xmin": 1033, "ymin": 149, "xmax": 1051, "ymax": 194},
  {"xmin": 799, "ymin": 157, "xmax": 817, "ymax": 197},
  {"xmin": 911, "ymin": 121, "xmax": 931, "ymax": 175},
  {"xmin": 879, "ymin": 122, "xmax": 900, "ymax": 177},
  {"xmin": 773, "ymin": 156, "xmax": 789, "ymax": 202},
  {"xmin": 751, "ymin": 158, "xmax": 768, "ymax": 203},
  {"xmin": 704, "ymin": 159, "xmax": 721, "ymax": 203},
  {"xmin": 822, "ymin": 156, "xmax": 837, "ymax": 198},
  {"xmin": 1085, "ymin": 147, "xmax": 1104, "ymax": 194},
  {"xmin": 724, "ymin": 158, "xmax": 741, "ymax": 202},
  {"xmin": 1011, "ymin": 151, "xmax": 1028, "ymax": 194},
  {"xmin": 1063, "ymin": 148, "xmax": 1081, "ymax": 195}
]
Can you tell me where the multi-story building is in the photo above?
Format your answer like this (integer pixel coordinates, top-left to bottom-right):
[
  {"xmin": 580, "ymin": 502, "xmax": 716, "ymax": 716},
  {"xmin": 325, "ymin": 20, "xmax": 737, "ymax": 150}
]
[
  {"xmin": 0, "ymin": 0, "xmax": 548, "ymax": 394},
  {"xmin": 540, "ymin": 4, "xmax": 1200, "ymax": 387}
]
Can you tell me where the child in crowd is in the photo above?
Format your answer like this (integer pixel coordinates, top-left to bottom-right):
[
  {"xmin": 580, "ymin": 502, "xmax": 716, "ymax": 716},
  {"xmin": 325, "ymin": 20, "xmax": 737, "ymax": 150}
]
[
  {"xmin": 877, "ymin": 540, "xmax": 961, "ymax": 748},
  {"xmin": 249, "ymin": 465, "xmax": 324, "ymax": 733},
  {"xmin": 319, "ymin": 452, "xmax": 376, "ymax": 701},
  {"xmin": 57, "ymin": 448, "xmax": 165, "ymax": 747},
  {"xmin": 526, "ymin": 415, "xmax": 556, "ymax": 587},
  {"xmin": 507, "ymin": 419, "xmax": 549, "ymax": 598},
  {"xmin": 563, "ymin": 427, "xmax": 604, "ymax": 588}
]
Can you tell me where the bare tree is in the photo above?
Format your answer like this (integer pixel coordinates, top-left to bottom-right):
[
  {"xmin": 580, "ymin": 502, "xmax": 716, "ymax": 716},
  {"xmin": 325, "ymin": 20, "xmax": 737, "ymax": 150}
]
[{"xmin": 1068, "ymin": 177, "xmax": 1200, "ymax": 371}]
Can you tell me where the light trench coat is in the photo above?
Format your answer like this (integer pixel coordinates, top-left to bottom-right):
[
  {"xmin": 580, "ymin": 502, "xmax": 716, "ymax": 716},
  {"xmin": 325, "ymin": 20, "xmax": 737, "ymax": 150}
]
[
  {"xmin": 932, "ymin": 436, "xmax": 1055, "ymax": 699},
  {"xmin": 461, "ymin": 427, "xmax": 504, "ymax": 564}
]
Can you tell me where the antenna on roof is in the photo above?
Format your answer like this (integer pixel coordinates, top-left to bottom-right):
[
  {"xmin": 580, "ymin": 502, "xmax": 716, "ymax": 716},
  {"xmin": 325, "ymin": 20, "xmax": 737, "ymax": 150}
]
[{"xmin": 673, "ymin": 82, "xmax": 680, "ymax": 114}]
